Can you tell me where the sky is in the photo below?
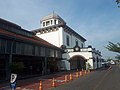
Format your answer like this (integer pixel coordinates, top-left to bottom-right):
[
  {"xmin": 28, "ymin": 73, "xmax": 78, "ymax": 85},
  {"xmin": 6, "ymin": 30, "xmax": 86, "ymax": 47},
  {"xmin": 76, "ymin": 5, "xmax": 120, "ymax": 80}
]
[{"xmin": 0, "ymin": 0, "xmax": 120, "ymax": 59}]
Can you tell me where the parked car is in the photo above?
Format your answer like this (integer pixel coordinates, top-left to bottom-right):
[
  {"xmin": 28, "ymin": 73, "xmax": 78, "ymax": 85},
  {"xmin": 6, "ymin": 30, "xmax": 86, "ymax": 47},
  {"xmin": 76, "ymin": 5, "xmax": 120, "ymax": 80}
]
[
  {"xmin": 102, "ymin": 61, "xmax": 110, "ymax": 68},
  {"xmin": 110, "ymin": 60, "xmax": 115, "ymax": 65}
]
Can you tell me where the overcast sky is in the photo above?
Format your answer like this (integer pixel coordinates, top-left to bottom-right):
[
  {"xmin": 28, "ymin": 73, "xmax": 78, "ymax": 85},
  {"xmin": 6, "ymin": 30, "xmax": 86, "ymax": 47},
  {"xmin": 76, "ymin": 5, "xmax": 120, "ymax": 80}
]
[{"xmin": 0, "ymin": 0, "xmax": 120, "ymax": 59}]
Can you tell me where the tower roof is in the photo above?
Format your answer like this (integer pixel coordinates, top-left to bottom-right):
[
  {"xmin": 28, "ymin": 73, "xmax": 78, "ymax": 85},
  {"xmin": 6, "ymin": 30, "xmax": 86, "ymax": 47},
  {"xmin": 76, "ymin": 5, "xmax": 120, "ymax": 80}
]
[{"xmin": 41, "ymin": 13, "xmax": 66, "ymax": 23}]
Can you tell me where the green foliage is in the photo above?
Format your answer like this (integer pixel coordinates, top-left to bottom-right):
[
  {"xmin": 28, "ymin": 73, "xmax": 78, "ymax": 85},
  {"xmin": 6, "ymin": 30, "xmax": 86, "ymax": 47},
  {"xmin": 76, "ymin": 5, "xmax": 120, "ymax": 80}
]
[
  {"xmin": 116, "ymin": 0, "xmax": 120, "ymax": 7},
  {"xmin": 107, "ymin": 58, "xmax": 113, "ymax": 61},
  {"xmin": 115, "ymin": 55, "xmax": 120, "ymax": 60},
  {"xmin": 106, "ymin": 42, "xmax": 120, "ymax": 60},
  {"xmin": 106, "ymin": 42, "xmax": 120, "ymax": 54},
  {"xmin": 87, "ymin": 63, "xmax": 91, "ymax": 70},
  {"xmin": 116, "ymin": 0, "xmax": 120, "ymax": 4}
]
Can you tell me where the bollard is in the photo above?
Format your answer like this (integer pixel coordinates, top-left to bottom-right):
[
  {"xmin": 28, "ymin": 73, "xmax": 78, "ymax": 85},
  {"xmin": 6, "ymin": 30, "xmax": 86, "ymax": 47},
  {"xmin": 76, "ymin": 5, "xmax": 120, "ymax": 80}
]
[
  {"xmin": 80, "ymin": 71, "xmax": 83, "ymax": 76},
  {"xmin": 69, "ymin": 74, "xmax": 73, "ymax": 80},
  {"xmin": 52, "ymin": 78, "xmax": 56, "ymax": 87},
  {"xmin": 82, "ymin": 68, "xmax": 84, "ymax": 75},
  {"xmin": 76, "ymin": 71, "xmax": 79, "ymax": 78},
  {"xmin": 82, "ymin": 68, "xmax": 84, "ymax": 72},
  {"xmin": 88, "ymin": 69, "xmax": 90, "ymax": 73},
  {"xmin": 85, "ymin": 70, "xmax": 87, "ymax": 75},
  {"xmin": 65, "ymin": 75, "xmax": 68, "ymax": 82},
  {"xmin": 39, "ymin": 81, "xmax": 43, "ymax": 90}
]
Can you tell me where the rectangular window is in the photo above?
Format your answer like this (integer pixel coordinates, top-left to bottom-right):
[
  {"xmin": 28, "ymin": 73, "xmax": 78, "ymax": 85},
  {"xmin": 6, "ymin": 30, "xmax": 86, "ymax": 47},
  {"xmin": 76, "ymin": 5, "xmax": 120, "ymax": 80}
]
[
  {"xmin": 81, "ymin": 43, "xmax": 83, "ymax": 48},
  {"xmin": 1, "ymin": 39, "xmax": 6, "ymax": 53},
  {"xmin": 50, "ymin": 49, "xmax": 54, "ymax": 57},
  {"xmin": 32, "ymin": 46, "xmax": 35, "ymax": 55},
  {"xmin": 16, "ymin": 42, "xmax": 21, "ymax": 54},
  {"xmin": 6, "ymin": 40, "xmax": 12, "ymax": 53},
  {"xmin": 43, "ymin": 22, "xmax": 45, "ymax": 26},
  {"xmin": 46, "ymin": 21, "xmax": 50, "ymax": 26},
  {"xmin": 21, "ymin": 43, "xmax": 25, "ymax": 55},
  {"xmin": 76, "ymin": 40, "xmax": 78, "ymax": 45},
  {"xmin": 13, "ymin": 42, "xmax": 16, "ymax": 54},
  {"xmin": 38, "ymin": 47, "xmax": 41, "ymax": 56},
  {"xmin": 66, "ymin": 35, "xmax": 70, "ymax": 46},
  {"xmin": 51, "ymin": 20, "xmax": 53, "ymax": 25},
  {"xmin": 54, "ymin": 20, "xmax": 56, "ymax": 24},
  {"xmin": 35, "ymin": 46, "xmax": 39, "ymax": 56},
  {"xmin": 27, "ymin": 44, "xmax": 33, "ymax": 55},
  {"xmin": 41, "ymin": 47, "xmax": 45, "ymax": 56}
]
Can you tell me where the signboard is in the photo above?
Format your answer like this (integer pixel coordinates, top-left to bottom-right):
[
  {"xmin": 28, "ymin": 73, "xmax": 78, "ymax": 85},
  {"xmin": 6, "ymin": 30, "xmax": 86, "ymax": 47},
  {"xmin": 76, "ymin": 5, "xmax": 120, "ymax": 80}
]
[{"xmin": 10, "ymin": 73, "xmax": 17, "ymax": 90}]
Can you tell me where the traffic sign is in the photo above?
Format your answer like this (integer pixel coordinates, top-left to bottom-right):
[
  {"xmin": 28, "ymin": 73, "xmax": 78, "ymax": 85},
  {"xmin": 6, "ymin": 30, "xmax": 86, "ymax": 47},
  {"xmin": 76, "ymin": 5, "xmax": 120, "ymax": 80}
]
[
  {"xmin": 10, "ymin": 73, "xmax": 17, "ymax": 83},
  {"xmin": 10, "ymin": 73, "xmax": 17, "ymax": 90}
]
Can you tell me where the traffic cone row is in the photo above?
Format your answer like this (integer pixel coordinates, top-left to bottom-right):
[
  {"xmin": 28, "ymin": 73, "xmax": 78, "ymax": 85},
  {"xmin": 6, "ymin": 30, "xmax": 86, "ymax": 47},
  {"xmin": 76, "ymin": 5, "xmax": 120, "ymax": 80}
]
[{"xmin": 39, "ymin": 69, "xmax": 91, "ymax": 90}]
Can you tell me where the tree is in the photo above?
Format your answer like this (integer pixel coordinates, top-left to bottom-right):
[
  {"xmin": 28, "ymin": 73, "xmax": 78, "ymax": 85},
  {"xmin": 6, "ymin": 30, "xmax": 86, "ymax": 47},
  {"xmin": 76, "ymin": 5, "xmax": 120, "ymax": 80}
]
[
  {"xmin": 106, "ymin": 42, "xmax": 120, "ymax": 54},
  {"xmin": 106, "ymin": 42, "xmax": 120, "ymax": 60},
  {"xmin": 116, "ymin": 0, "xmax": 120, "ymax": 4},
  {"xmin": 115, "ymin": 54, "xmax": 120, "ymax": 60},
  {"xmin": 116, "ymin": 0, "xmax": 120, "ymax": 7}
]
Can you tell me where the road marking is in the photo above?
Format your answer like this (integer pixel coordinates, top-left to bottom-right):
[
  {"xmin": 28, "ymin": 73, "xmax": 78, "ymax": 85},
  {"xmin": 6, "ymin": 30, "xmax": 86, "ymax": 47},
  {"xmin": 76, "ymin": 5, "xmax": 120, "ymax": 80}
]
[
  {"xmin": 93, "ymin": 69, "xmax": 111, "ymax": 90},
  {"xmin": 55, "ymin": 79, "xmax": 65, "ymax": 82}
]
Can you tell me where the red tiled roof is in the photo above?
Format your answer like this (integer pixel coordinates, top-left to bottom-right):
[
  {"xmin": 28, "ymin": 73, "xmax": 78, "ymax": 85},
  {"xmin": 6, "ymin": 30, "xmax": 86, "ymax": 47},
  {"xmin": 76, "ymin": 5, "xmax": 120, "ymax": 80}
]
[{"xmin": 0, "ymin": 28, "xmax": 61, "ymax": 50}]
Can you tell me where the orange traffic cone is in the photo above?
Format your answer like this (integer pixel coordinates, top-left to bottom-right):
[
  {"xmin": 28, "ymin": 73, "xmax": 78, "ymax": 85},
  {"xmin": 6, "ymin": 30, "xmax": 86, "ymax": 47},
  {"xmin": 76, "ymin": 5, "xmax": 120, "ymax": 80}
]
[
  {"xmin": 85, "ymin": 70, "xmax": 87, "ymax": 75},
  {"xmin": 65, "ymin": 75, "xmax": 68, "ymax": 82},
  {"xmin": 80, "ymin": 71, "xmax": 83, "ymax": 76},
  {"xmin": 39, "ymin": 81, "xmax": 43, "ymax": 90},
  {"xmin": 52, "ymin": 78, "xmax": 56, "ymax": 87},
  {"xmin": 82, "ymin": 68, "xmax": 84, "ymax": 71},
  {"xmin": 88, "ymin": 69, "xmax": 90, "ymax": 73},
  {"xmin": 76, "ymin": 71, "xmax": 79, "ymax": 78},
  {"xmin": 69, "ymin": 74, "xmax": 73, "ymax": 80}
]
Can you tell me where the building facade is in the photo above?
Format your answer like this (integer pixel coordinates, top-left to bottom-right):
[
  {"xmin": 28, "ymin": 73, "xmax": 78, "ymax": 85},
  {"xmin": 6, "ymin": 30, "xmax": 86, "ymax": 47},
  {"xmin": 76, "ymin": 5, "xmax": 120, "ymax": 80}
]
[
  {"xmin": 33, "ymin": 13, "xmax": 102, "ymax": 70},
  {"xmin": 0, "ymin": 18, "xmax": 62, "ymax": 81}
]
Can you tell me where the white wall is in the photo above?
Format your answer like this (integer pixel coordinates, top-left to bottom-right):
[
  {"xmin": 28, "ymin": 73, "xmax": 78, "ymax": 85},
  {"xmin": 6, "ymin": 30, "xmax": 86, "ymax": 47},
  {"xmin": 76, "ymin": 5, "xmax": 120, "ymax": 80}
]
[
  {"xmin": 36, "ymin": 30, "xmax": 60, "ymax": 47},
  {"xmin": 36, "ymin": 26, "xmax": 85, "ymax": 49},
  {"xmin": 62, "ymin": 48, "xmax": 102, "ymax": 70},
  {"xmin": 62, "ymin": 30, "xmax": 85, "ymax": 48},
  {"xmin": 62, "ymin": 51, "xmax": 95, "ymax": 70},
  {"xmin": 59, "ymin": 27, "xmax": 64, "ymax": 47}
]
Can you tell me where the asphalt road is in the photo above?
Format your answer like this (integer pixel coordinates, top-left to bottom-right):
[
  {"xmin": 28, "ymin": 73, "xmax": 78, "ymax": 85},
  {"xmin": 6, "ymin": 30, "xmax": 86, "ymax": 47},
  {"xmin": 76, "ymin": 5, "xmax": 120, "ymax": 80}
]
[{"xmin": 52, "ymin": 65, "xmax": 120, "ymax": 90}]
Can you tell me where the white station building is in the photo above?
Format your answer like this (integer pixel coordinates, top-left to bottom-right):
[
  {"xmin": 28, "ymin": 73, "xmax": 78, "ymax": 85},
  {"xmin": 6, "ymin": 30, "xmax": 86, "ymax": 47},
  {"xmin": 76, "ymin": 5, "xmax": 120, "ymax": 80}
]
[{"xmin": 32, "ymin": 13, "xmax": 102, "ymax": 70}]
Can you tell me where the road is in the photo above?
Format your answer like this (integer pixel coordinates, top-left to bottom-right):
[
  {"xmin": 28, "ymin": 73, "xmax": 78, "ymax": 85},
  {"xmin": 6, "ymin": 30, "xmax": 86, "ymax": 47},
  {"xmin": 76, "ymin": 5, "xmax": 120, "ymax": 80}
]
[{"xmin": 52, "ymin": 65, "xmax": 120, "ymax": 90}]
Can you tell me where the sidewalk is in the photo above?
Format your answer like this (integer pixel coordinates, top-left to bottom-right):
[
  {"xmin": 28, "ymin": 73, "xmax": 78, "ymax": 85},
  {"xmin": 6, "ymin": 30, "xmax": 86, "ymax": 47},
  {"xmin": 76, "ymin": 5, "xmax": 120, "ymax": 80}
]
[{"xmin": 0, "ymin": 70, "xmax": 91, "ymax": 90}]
